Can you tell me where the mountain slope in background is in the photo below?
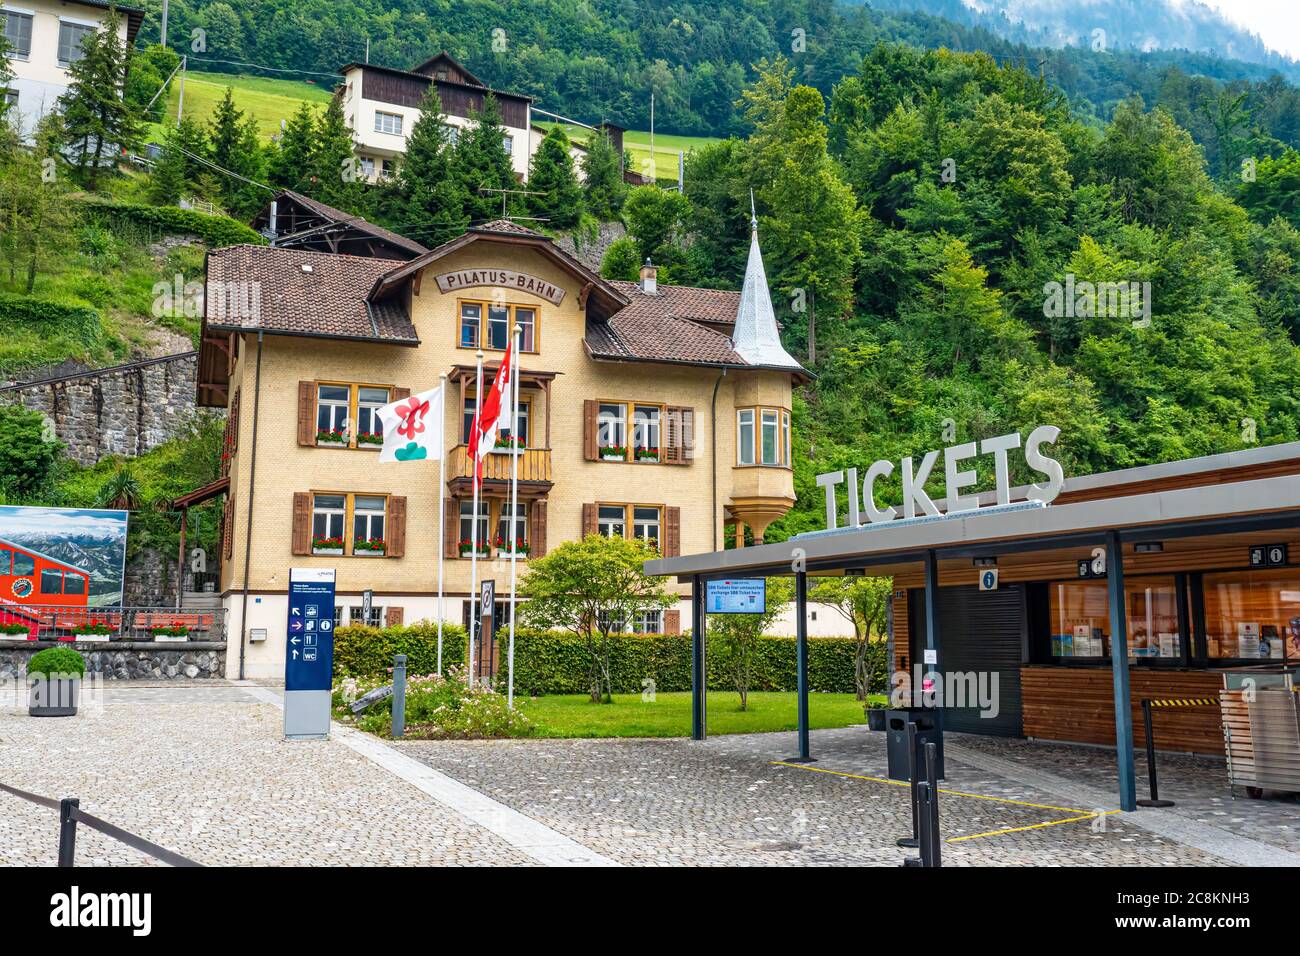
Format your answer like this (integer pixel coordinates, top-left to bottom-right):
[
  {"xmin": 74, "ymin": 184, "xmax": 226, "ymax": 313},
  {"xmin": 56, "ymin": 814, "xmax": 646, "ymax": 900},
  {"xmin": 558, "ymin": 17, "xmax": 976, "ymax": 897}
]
[{"xmin": 867, "ymin": 0, "xmax": 1296, "ymax": 73}]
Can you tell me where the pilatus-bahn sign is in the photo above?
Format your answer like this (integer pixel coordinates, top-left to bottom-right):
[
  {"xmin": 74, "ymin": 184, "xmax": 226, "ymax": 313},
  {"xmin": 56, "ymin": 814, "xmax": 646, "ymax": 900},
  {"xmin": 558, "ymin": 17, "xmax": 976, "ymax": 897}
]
[{"xmin": 435, "ymin": 269, "xmax": 566, "ymax": 305}]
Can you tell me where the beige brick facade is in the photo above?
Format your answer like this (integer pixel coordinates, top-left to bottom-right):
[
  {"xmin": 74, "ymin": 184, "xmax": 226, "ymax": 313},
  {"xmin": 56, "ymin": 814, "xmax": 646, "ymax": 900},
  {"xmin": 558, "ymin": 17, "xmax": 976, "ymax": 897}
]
[{"xmin": 215, "ymin": 236, "xmax": 799, "ymax": 678}]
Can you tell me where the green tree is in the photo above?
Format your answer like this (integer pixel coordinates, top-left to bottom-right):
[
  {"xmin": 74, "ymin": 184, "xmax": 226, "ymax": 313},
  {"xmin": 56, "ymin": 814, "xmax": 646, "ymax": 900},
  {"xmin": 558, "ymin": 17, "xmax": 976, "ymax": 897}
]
[
  {"xmin": 452, "ymin": 95, "xmax": 520, "ymax": 223},
  {"xmin": 0, "ymin": 405, "xmax": 61, "ymax": 500},
  {"xmin": 599, "ymin": 236, "xmax": 640, "ymax": 281},
  {"xmin": 55, "ymin": 11, "xmax": 142, "ymax": 190},
  {"xmin": 622, "ymin": 185, "xmax": 690, "ymax": 278},
  {"xmin": 581, "ymin": 128, "xmax": 626, "ymax": 221},
  {"xmin": 707, "ymin": 578, "xmax": 793, "ymax": 710},
  {"xmin": 808, "ymin": 576, "xmax": 892, "ymax": 699},
  {"xmin": 0, "ymin": 145, "xmax": 74, "ymax": 292},
  {"xmin": 306, "ymin": 96, "xmax": 362, "ymax": 212},
  {"xmin": 207, "ymin": 88, "xmax": 268, "ymax": 218},
  {"xmin": 124, "ymin": 43, "xmax": 179, "ymax": 125},
  {"xmin": 389, "ymin": 89, "xmax": 469, "ymax": 247},
  {"xmin": 267, "ymin": 102, "xmax": 320, "ymax": 192},
  {"xmin": 519, "ymin": 535, "xmax": 672, "ymax": 703},
  {"xmin": 527, "ymin": 127, "xmax": 583, "ymax": 230}
]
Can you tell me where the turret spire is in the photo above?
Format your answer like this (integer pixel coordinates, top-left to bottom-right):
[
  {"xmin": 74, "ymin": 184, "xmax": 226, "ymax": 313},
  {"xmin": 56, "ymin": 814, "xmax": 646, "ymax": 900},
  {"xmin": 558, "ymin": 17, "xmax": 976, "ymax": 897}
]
[{"xmin": 731, "ymin": 202, "xmax": 803, "ymax": 371}]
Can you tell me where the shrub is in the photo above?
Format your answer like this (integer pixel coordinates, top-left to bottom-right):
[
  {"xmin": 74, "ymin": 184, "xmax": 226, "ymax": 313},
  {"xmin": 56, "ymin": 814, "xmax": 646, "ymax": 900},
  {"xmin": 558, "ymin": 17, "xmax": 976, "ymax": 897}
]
[
  {"xmin": 75, "ymin": 199, "xmax": 265, "ymax": 248},
  {"xmin": 0, "ymin": 293, "xmax": 104, "ymax": 347},
  {"xmin": 27, "ymin": 647, "xmax": 87, "ymax": 678},
  {"xmin": 333, "ymin": 667, "xmax": 534, "ymax": 739},
  {"xmin": 1, "ymin": 623, "xmax": 31, "ymax": 635},
  {"xmin": 0, "ymin": 404, "xmax": 63, "ymax": 499},
  {"xmin": 332, "ymin": 620, "xmax": 468, "ymax": 678}
]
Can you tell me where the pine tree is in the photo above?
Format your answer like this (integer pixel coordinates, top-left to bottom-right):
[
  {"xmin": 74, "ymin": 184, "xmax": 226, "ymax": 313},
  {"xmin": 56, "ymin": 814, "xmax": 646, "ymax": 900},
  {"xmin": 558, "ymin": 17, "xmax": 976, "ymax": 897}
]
[
  {"xmin": 528, "ymin": 127, "xmax": 583, "ymax": 229},
  {"xmin": 581, "ymin": 127, "xmax": 626, "ymax": 221},
  {"xmin": 147, "ymin": 129, "xmax": 187, "ymax": 205},
  {"xmin": 452, "ymin": 95, "xmax": 520, "ymax": 222},
  {"xmin": 207, "ymin": 88, "xmax": 267, "ymax": 218},
  {"xmin": 55, "ymin": 11, "xmax": 142, "ymax": 190},
  {"xmin": 391, "ymin": 88, "xmax": 469, "ymax": 247},
  {"xmin": 307, "ymin": 96, "xmax": 363, "ymax": 213},
  {"xmin": 268, "ymin": 102, "xmax": 319, "ymax": 192}
]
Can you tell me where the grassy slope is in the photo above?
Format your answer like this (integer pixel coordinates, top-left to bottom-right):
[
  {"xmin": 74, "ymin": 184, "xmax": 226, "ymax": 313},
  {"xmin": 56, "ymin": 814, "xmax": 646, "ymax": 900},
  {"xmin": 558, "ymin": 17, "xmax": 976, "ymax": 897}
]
[
  {"xmin": 518, "ymin": 691, "xmax": 882, "ymax": 737},
  {"xmin": 157, "ymin": 72, "xmax": 718, "ymax": 179},
  {"xmin": 151, "ymin": 70, "xmax": 333, "ymax": 143}
]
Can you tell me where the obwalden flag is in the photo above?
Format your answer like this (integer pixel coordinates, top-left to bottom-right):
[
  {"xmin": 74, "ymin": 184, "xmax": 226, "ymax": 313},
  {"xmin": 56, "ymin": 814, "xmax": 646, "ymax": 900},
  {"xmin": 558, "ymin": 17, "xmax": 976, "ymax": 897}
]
[{"xmin": 376, "ymin": 385, "xmax": 445, "ymax": 462}]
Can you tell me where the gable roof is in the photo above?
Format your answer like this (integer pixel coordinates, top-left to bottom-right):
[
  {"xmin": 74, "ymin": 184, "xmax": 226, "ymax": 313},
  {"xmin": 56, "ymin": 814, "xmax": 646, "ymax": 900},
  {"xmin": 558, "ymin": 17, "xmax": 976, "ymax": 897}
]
[
  {"xmin": 410, "ymin": 51, "xmax": 486, "ymax": 87},
  {"xmin": 254, "ymin": 191, "xmax": 428, "ymax": 259},
  {"xmin": 204, "ymin": 245, "xmax": 418, "ymax": 344}
]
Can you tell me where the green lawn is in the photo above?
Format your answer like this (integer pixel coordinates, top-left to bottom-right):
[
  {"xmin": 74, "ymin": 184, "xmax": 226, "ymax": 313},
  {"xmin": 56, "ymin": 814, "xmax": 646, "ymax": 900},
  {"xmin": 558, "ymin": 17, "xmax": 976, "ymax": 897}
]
[
  {"xmin": 150, "ymin": 70, "xmax": 333, "ymax": 143},
  {"xmin": 518, "ymin": 691, "xmax": 881, "ymax": 738},
  {"xmin": 534, "ymin": 120, "xmax": 719, "ymax": 180}
]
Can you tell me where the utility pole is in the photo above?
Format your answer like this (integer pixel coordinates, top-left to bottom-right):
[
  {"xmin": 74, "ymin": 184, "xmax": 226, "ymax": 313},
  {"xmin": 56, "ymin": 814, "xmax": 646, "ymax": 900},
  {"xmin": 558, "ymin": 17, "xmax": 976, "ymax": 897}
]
[
  {"xmin": 177, "ymin": 55, "xmax": 186, "ymax": 126},
  {"xmin": 478, "ymin": 186, "xmax": 546, "ymax": 219},
  {"xmin": 160, "ymin": 0, "xmax": 169, "ymax": 47},
  {"xmin": 649, "ymin": 92, "xmax": 655, "ymax": 182}
]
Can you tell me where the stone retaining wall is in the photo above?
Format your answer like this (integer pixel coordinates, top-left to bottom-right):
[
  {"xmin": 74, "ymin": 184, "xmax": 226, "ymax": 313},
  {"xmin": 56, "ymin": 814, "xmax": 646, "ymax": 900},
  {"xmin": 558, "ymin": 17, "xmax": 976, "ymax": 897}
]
[
  {"xmin": 0, "ymin": 641, "xmax": 226, "ymax": 680},
  {"xmin": 0, "ymin": 352, "xmax": 212, "ymax": 466}
]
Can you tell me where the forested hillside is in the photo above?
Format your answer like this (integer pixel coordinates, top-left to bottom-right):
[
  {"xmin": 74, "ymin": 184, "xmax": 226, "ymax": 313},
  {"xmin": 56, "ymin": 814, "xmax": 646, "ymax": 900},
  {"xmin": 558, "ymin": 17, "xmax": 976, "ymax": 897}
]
[{"xmin": 131, "ymin": 0, "xmax": 1300, "ymax": 146}]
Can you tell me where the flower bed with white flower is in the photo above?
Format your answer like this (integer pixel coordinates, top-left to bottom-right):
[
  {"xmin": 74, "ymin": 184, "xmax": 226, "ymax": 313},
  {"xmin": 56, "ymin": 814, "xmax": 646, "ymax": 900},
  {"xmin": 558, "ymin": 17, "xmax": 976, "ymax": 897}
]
[{"xmin": 332, "ymin": 666, "xmax": 535, "ymax": 739}]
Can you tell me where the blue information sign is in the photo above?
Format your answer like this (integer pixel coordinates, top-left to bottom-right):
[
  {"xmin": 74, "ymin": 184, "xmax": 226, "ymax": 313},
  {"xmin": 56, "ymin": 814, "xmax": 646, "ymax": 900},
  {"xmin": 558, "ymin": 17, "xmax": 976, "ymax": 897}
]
[
  {"xmin": 285, "ymin": 568, "xmax": 336, "ymax": 692},
  {"xmin": 706, "ymin": 578, "xmax": 766, "ymax": 614}
]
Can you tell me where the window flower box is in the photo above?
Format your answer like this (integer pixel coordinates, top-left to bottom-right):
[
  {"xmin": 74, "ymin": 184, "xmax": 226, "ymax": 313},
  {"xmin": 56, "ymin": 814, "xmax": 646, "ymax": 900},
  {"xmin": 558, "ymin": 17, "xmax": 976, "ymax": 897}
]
[
  {"xmin": 357, "ymin": 431, "xmax": 383, "ymax": 447},
  {"xmin": 72, "ymin": 621, "xmax": 114, "ymax": 640},
  {"xmin": 312, "ymin": 535, "xmax": 344, "ymax": 555},
  {"xmin": 354, "ymin": 538, "xmax": 386, "ymax": 556},
  {"xmin": 635, "ymin": 446, "xmax": 660, "ymax": 462},
  {"xmin": 316, "ymin": 428, "xmax": 349, "ymax": 446},
  {"xmin": 493, "ymin": 534, "xmax": 529, "ymax": 558},
  {"xmin": 599, "ymin": 444, "xmax": 627, "ymax": 461},
  {"xmin": 151, "ymin": 623, "xmax": 190, "ymax": 643},
  {"xmin": 458, "ymin": 539, "xmax": 490, "ymax": 557}
]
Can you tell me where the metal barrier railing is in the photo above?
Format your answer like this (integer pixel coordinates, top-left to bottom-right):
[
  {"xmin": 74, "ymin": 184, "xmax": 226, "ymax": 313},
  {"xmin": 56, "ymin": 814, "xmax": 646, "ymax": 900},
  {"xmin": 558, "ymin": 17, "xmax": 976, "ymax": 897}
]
[
  {"xmin": 0, "ymin": 605, "xmax": 228, "ymax": 642},
  {"xmin": 0, "ymin": 781, "xmax": 201, "ymax": 867}
]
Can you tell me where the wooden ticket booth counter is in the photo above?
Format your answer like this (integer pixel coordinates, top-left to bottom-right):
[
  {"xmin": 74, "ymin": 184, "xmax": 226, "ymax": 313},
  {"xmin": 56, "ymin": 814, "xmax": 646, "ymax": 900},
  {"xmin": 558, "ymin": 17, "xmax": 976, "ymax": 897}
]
[{"xmin": 649, "ymin": 439, "xmax": 1300, "ymax": 811}]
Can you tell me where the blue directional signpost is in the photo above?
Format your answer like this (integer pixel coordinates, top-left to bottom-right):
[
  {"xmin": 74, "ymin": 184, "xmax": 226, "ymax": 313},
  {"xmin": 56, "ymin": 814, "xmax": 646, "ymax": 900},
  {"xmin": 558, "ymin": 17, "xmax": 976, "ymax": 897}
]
[
  {"xmin": 284, "ymin": 567, "xmax": 336, "ymax": 739},
  {"xmin": 706, "ymin": 578, "xmax": 766, "ymax": 614}
]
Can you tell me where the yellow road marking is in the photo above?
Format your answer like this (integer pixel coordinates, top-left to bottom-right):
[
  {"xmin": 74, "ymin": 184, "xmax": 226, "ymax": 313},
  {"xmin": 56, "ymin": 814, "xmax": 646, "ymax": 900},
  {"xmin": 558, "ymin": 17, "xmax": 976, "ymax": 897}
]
[{"xmin": 769, "ymin": 760, "xmax": 1121, "ymax": 843}]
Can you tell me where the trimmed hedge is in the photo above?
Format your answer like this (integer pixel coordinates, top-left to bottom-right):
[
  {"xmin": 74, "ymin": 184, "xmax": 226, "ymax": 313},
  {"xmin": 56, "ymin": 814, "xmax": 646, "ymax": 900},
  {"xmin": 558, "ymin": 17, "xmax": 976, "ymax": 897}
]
[
  {"xmin": 333, "ymin": 621, "xmax": 468, "ymax": 678},
  {"xmin": 332, "ymin": 621, "xmax": 888, "ymax": 696},
  {"xmin": 0, "ymin": 293, "xmax": 103, "ymax": 347},
  {"xmin": 28, "ymin": 647, "xmax": 87, "ymax": 678},
  {"xmin": 76, "ymin": 199, "xmax": 265, "ymax": 248}
]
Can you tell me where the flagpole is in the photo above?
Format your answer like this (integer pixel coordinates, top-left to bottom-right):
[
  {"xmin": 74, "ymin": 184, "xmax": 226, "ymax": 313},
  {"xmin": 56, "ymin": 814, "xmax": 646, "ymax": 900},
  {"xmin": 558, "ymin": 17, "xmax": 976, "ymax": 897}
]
[
  {"xmin": 469, "ymin": 350, "xmax": 483, "ymax": 688},
  {"xmin": 436, "ymin": 372, "xmax": 447, "ymax": 677},
  {"xmin": 507, "ymin": 324, "xmax": 522, "ymax": 710}
]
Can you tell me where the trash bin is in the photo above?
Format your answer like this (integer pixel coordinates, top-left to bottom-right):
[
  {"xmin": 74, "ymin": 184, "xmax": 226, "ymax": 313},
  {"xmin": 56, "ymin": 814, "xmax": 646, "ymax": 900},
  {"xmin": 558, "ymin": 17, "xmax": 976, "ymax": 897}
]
[{"xmin": 885, "ymin": 709, "xmax": 945, "ymax": 782}]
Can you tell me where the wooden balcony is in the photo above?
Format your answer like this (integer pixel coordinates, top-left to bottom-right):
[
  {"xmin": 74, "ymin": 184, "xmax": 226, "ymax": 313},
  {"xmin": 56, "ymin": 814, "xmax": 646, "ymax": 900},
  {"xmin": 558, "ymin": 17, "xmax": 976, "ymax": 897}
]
[{"xmin": 446, "ymin": 445, "xmax": 553, "ymax": 495}]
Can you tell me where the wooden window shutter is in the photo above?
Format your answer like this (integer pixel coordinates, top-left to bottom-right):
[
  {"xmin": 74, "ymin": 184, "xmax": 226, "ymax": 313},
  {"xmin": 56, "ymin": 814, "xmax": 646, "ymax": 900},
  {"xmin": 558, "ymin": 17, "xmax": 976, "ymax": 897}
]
[
  {"xmin": 681, "ymin": 407, "xmax": 695, "ymax": 461},
  {"xmin": 583, "ymin": 400, "xmax": 598, "ymax": 460},
  {"xmin": 444, "ymin": 496, "xmax": 460, "ymax": 559},
  {"xmin": 664, "ymin": 506, "xmax": 681, "ymax": 557},
  {"xmin": 528, "ymin": 499, "xmax": 548, "ymax": 558},
  {"xmin": 387, "ymin": 496, "xmax": 407, "ymax": 558},
  {"xmin": 664, "ymin": 407, "xmax": 694, "ymax": 464},
  {"xmin": 297, "ymin": 381, "xmax": 316, "ymax": 446},
  {"xmin": 291, "ymin": 492, "xmax": 311, "ymax": 555},
  {"xmin": 581, "ymin": 502, "xmax": 597, "ymax": 538},
  {"xmin": 222, "ymin": 490, "xmax": 235, "ymax": 559},
  {"xmin": 391, "ymin": 387, "xmax": 410, "ymax": 402},
  {"xmin": 664, "ymin": 609, "xmax": 681, "ymax": 635},
  {"xmin": 385, "ymin": 606, "xmax": 404, "ymax": 627}
]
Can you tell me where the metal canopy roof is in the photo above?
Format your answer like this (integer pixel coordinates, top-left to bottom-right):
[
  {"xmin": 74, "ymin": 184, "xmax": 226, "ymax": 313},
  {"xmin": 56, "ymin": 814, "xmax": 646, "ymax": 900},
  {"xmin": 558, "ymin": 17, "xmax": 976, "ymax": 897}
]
[{"xmin": 645, "ymin": 471, "xmax": 1300, "ymax": 582}]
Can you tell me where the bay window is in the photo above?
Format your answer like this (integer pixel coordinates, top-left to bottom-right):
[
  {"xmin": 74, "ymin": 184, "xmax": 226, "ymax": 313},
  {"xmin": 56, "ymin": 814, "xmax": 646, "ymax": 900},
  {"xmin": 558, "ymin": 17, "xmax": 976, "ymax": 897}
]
[
  {"xmin": 737, "ymin": 406, "xmax": 791, "ymax": 467},
  {"xmin": 737, "ymin": 409, "xmax": 755, "ymax": 465}
]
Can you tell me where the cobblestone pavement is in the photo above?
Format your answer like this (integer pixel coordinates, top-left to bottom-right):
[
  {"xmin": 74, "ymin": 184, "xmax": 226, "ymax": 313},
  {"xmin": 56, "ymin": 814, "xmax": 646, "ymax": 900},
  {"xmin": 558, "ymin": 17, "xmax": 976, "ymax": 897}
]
[
  {"xmin": 0, "ymin": 683, "xmax": 533, "ymax": 866},
  {"xmin": 397, "ymin": 727, "xmax": 1229, "ymax": 866},
  {"xmin": 948, "ymin": 733, "xmax": 1300, "ymax": 852}
]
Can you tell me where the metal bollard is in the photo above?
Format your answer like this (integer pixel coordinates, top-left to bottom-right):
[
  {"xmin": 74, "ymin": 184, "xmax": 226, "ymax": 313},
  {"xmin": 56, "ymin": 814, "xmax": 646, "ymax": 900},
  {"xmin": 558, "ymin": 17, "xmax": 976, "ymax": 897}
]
[
  {"xmin": 58, "ymin": 797, "xmax": 79, "ymax": 867},
  {"xmin": 924, "ymin": 741, "xmax": 942, "ymax": 867},
  {"xmin": 391, "ymin": 655, "xmax": 407, "ymax": 739}
]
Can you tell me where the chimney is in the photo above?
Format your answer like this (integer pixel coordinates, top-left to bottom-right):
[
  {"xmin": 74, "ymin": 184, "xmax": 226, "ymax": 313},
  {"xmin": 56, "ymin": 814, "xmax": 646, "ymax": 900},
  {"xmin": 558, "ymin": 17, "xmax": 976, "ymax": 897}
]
[{"xmin": 639, "ymin": 258, "xmax": 657, "ymax": 295}]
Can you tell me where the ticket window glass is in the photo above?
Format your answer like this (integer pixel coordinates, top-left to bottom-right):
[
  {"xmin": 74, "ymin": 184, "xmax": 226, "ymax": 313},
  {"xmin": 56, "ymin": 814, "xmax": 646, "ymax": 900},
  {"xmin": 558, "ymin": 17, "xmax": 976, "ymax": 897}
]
[
  {"xmin": 1047, "ymin": 575, "xmax": 1183, "ymax": 662},
  {"xmin": 1203, "ymin": 568, "xmax": 1300, "ymax": 662}
]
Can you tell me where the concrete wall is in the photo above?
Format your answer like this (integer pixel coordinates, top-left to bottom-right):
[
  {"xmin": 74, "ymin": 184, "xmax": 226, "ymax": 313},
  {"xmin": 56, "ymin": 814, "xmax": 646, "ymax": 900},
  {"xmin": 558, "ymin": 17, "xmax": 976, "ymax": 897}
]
[
  {"xmin": 0, "ymin": 352, "xmax": 209, "ymax": 466},
  {"xmin": 0, "ymin": 640, "xmax": 226, "ymax": 680}
]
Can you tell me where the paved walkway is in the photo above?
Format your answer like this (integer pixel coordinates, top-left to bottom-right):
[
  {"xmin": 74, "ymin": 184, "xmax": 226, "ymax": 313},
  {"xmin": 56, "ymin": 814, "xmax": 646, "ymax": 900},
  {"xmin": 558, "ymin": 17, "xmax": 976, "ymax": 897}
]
[{"xmin": 4, "ymin": 681, "xmax": 1297, "ymax": 866}]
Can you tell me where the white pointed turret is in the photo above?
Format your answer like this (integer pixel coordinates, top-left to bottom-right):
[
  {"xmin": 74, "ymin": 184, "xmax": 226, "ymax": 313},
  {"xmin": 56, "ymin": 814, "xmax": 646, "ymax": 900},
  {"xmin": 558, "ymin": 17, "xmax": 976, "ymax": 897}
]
[{"xmin": 732, "ymin": 201, "xmax": 803, "ymax": 371}]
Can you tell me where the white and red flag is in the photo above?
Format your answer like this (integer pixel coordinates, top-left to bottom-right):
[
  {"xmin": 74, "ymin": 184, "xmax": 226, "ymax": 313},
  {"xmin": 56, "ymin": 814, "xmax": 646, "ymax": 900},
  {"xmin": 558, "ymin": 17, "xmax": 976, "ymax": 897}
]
[
  {"xmin": 376, "ymin": 385, "xmax": 445, "ymax": 462},
  {"xmin": 467, "ymin": 338, "xmax": 515, "ymax": 484}
]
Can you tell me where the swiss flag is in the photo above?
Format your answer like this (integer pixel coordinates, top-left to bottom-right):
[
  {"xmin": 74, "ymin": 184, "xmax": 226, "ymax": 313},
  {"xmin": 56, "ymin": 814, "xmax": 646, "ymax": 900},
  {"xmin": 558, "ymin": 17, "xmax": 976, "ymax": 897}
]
[{"xmin": 467, "ymin": 336, "xmax": 514, "ymax": 485}]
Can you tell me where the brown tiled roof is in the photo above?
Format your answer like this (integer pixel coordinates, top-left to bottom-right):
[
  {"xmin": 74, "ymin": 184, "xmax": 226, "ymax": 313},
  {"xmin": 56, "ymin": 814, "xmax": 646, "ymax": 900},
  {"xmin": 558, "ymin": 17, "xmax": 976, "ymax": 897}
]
[
  {"xmin": 471, "ymin": 219, "xmax": 546, "ymax": 237},
  {"xmin": 278, "ymin": 190, "xmax": 429, "ymax": 257},
  {"xmin": 587, "ymin": 282, "xmax": 745, "ymax": 366},
  {"xmin": 205, "ymin": 245, "xmax": 418, "ymax": 344}
]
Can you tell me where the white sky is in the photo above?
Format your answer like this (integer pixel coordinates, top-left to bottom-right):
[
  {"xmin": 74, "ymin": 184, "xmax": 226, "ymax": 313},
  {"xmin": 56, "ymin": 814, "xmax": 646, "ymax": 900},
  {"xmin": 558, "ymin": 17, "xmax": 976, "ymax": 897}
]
[
  {"xmin": 0, "ymin": 507, "xmax": 127, "ymax": 539},
  {"xmin": 1189, "ymin": 0, "xmax": 1300, "ymax": 60}
]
